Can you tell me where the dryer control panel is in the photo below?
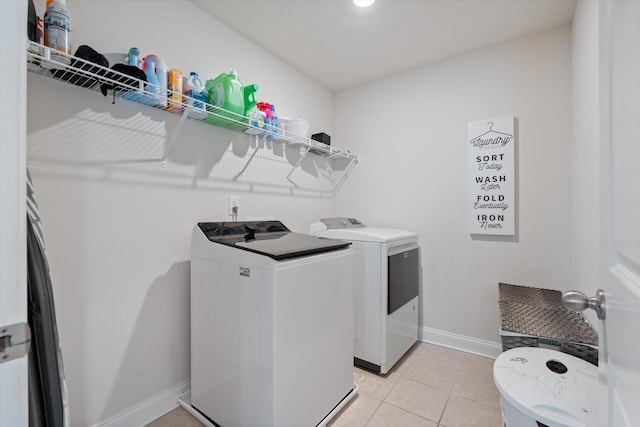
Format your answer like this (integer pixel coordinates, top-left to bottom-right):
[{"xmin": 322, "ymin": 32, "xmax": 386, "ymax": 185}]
[{"xmin": 320, "ymin": 217, "xmax": 365, "ymax": 229}]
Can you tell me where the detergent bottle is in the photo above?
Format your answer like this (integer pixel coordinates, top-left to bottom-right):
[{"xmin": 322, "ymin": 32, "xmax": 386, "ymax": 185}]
[
  {"xmin": 121, "ymin": 47, "xmax": 147, "ymax": 104},
  {"xmin": 122, "ymin": 50, "xmax": 167, "ymax": 107},
  {"xmin": 205, "ymin": 69, "xmax": 260, "ymax": 130},
  {"xmin": 127, "ymin": 47, "xmax": 140, "ymax": 67},
  {"xmin": 206, "ymin": 69, "xmax": 244, "ymax": 118},
  {"xmin": 183, "ymin": 72, "xmax": 208, "ymax": 120},
  {"xmin": 243, "ymin": 83, "xmax": 259, "ymax": 116},
  {"xmin": 124, "ymin": 47, "xmax": 144, "ymax": 92},
  {"xmin": 142, "ymin": 54, "xmax": 168, "ymax": 108}
]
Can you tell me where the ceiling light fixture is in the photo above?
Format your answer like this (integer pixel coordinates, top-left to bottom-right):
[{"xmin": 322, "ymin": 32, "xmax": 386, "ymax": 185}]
[{"xmin": 353, "ymin": 0, "xmax": 375, "ymax": 8}]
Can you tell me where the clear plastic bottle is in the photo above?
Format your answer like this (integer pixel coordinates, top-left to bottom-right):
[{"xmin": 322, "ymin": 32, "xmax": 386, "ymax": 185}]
[
  {"xmin": 44, "ymin": 0, "xmax": 71, "ymax": 67},
  {"xmin": 245, "ymin": 109, "xmax": 266, "ymax": 135}
]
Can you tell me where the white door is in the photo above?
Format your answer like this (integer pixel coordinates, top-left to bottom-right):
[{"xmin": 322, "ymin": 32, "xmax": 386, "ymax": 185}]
[
  {"xmin": 0, "ymin": 0, "xmax": 28, "ymax": 426},
  {"xmin": 596, "ymin": 0, "xmax": 640, "ymax": 425}
]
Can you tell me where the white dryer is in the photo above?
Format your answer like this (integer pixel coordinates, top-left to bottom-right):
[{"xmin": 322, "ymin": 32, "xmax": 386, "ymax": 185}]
[
  {"xmin": 190, "ymin": 221, "xmax": 357, "ymax": 427},
  {"xmin": 310, "ymin": 218, "xmax": 420, "ymax": 374}
]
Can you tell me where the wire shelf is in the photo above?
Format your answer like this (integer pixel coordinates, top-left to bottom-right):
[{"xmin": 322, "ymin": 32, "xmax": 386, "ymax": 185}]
[{"xmin": 26, "ymin": 42, "xmax": 358, "ymax": 163}]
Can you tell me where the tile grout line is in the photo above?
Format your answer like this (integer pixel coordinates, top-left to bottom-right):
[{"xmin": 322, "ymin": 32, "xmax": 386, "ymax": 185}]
[
  {"xmin": 377, "ymin": 400, "xmax": 440, "ymax": 426},
  {"xmin": 373, "ymin": 350, "xmax": 459, "ymax": 426},
  {"xmin": 436, "ymin": 361, "xmax": 460, "ymax": 427},
  {"xmin": 437, "ymin": 395, "xmax": 452, "ymax": 427},
  {"xmin": 361, "ymin": 397, "xmax": 383, "ymax": 427},
  {"xmin": 450, "ymin": 367, "xmax": 502, "ymax": 411}
]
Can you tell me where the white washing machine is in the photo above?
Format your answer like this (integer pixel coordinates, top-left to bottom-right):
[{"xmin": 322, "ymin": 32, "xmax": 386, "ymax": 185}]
[
  {"xmin": 190, "ymin": 221, "xmax": 358, "ymax": 427},
  {"xmin": 310, "ymin": 218, "xmax": 420, "ymax": 374}
]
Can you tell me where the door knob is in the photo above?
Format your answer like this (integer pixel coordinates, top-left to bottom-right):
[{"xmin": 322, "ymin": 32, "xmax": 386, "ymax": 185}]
[{"xmin": 561, "ymin": 289, "xmax": 606, "ymax": 320}]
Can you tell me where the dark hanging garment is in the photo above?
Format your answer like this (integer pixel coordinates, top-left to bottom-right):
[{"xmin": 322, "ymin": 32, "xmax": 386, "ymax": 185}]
[
  {"xmin": 51, "ymin": 45, "xmax": 110, "ymax": 89},
  {"xmin": 26, "ymin": 169, "xmax": 69, "ymax": 427},
  {"xmin": 27, "ymin": 0, "xmax": 37, "ymax": 42}
]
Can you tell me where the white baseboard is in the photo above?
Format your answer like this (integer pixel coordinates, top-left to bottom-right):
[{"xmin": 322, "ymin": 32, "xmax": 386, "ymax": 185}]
[
  {"xmin": 420, "ymin": 326, "xmax": 502, "ymax": 359},
  {"xmin": 93, "ymin": 379, "xmax": 190, "ymax": 427}
]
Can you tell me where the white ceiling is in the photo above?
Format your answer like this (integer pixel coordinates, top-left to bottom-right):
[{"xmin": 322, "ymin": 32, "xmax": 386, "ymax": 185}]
[{"xmin": 193, "ymin": 0, "xmax": 576, "ymax": 92}]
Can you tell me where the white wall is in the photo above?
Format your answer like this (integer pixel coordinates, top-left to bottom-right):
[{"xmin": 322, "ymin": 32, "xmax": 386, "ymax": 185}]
[
  {"xmin": 27, "ymin": 1, "xmax": 338, "ymax": 425},
  {"xmin": 334, "ymin": 27, "xmax": 573, "ymax": 349},
  {"xmin": 571, "ymin": 0, "xmax": 601, "ymax": 324},
  {"xmin": 26, "ymin": 0, "xmax": 595, "ymax": 423}
]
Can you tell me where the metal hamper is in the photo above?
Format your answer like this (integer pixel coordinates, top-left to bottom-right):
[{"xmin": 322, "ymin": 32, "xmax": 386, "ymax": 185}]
[{"xmin": 498, "ymin": 282, "xmax": 599, "ymax": 365}]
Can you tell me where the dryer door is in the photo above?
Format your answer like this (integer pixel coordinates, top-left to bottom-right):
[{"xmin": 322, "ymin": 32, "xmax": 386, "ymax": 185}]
[{"xmin": 387, "ymin": 247, "xmax": 419, "ymax": 314}]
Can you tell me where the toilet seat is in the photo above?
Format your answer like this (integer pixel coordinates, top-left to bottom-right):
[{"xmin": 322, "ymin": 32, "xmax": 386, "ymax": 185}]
[{"xmin": 493, "ymin": 347, "xmax": 601, "ymax": 427}]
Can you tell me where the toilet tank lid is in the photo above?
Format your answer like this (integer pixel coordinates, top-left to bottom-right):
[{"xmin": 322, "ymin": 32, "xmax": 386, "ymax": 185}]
[{"xmin": 493, "ymin": 347, "xmax": 601, "ymax": 426}]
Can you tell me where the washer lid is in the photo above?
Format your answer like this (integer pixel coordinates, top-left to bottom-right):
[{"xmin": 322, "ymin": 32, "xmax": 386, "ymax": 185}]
[
  {"xmin": 493, "ymin": 347, "xmax": 600, "ymax": 426},
  {"xmin": 197, "ymin": 221, "xmax": 351, "ymax": 260}
]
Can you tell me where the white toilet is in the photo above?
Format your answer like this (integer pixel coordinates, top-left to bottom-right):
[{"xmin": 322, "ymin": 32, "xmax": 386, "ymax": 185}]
[{"xmin": 493, "ymin": 347, "xmax": 601, "ymax": 427}]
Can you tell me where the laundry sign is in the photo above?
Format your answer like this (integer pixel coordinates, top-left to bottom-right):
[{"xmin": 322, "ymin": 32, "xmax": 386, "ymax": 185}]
[{"xmin": 468, "ymin": 116, "xmax": 516, "ymax": 235}]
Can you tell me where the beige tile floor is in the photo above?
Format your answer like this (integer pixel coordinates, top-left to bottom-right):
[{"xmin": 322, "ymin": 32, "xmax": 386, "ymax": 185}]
[{"xmin": 147, "ymin": 343, "xmax": 502, "ymax": 427}]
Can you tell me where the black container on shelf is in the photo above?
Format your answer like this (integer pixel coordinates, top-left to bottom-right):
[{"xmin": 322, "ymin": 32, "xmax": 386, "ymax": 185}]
[
  {"xmin": 311, "ymin": 132, "xmax": 331, "ymax": 146},
  {"xmin": 309, "ymin": 132, "xmax": 331, "ymax": 155}
]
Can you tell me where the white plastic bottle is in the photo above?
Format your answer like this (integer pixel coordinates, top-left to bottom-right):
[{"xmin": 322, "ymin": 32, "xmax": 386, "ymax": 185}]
[
  {"xmin": 44, "ymin": 0, "xmax": 71, "ymax": 67},
  {"xmin": 183, "ymin": 72, "xmax": 208, "ymax": 119}
]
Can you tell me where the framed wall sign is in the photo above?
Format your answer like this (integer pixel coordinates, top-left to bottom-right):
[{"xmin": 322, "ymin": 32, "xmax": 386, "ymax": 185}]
[{"xmin": 468, "ymin": 116, "xmax": 516, "ymax": 235}]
